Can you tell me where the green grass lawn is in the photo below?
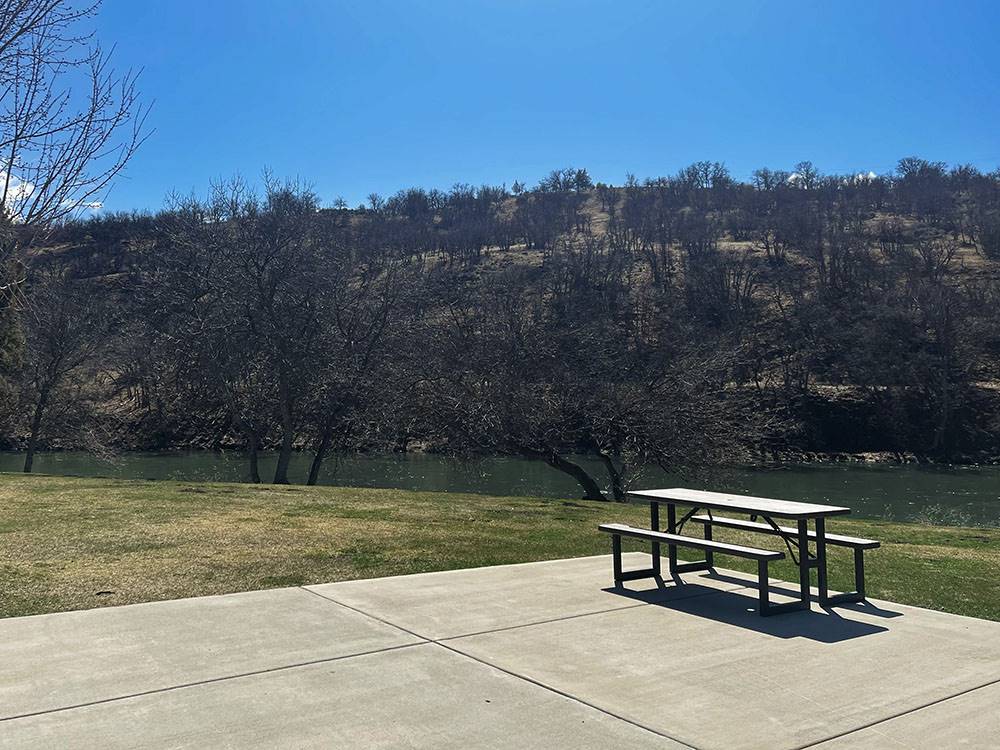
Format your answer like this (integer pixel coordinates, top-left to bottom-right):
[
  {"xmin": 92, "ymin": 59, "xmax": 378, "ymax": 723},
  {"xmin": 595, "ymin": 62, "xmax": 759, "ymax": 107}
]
[{"xmin": 2, "ymin": 473, "xmax": 998, "ymax": 621}]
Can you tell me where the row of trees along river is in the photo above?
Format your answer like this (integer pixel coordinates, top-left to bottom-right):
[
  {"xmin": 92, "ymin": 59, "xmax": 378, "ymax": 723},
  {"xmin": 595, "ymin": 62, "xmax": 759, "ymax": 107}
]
[{"xmin": 3, "ymin": 161, "xmax": 1000, "ymax": 501}]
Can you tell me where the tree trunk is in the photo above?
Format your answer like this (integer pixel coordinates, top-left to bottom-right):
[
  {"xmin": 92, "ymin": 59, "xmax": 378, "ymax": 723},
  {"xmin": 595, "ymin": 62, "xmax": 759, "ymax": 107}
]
[
  {"xmin": 306, "ymin": 428, "xmax": 332, "ymax": 486},
  {"xmin": 23, "ymin": 388, "xmax": 50, "ymax": 473},
  {"xmin": 247, "ymin": 430, "xmax": 262, "ymax": 484},
  {"xmin": 273, "ymin": 428, "xmax": 294, "ymax": 484},
  {"xmin": 272, "ymin": 377, "xmax": 295, "ymax": 485},
  {"xmin": 598, "ymin": 451, "xmax": 627, "ymax": 502},
  {"xmin": 542, "ymin": 451, "xmax": 607, "ymax": 501}
]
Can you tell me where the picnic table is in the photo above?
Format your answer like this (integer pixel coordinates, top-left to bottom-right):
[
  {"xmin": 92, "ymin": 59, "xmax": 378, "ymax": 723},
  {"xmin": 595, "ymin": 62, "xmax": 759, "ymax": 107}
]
[{"xmin": 600, "ymin": 487, "xmax": 880, "ymax": 616}]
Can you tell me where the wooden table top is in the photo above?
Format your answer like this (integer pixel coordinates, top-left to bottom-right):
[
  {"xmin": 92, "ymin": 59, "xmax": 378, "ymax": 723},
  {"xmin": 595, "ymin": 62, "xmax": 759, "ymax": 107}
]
[{"xmin": 626, "ymin": 487, "xmax": 851, "ymax": 519}]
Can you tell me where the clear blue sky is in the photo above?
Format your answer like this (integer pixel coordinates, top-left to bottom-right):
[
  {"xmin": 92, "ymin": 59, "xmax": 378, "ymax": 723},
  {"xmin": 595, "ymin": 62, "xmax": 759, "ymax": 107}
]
[{"xmin": 95, "ymin": 0, "xmax": 1000, "ymax": 212}]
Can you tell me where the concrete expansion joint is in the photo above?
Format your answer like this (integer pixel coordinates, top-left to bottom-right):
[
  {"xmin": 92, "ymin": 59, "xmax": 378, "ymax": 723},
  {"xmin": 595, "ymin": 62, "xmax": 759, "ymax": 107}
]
[
  {"xmin": 0, "ymin": 641, "xmax": 421, "ymax": 724},
  {"xmin": 794, "ymin": 675, "xmax": 1000, "ymax": 750},
  {"xmin": 297, "ymin": 582, "xmax": 1000, "ymax": 750},
  {"xmin": 299, "ymin": 585, "xmax": 434, "ymax": 641},
  {"xmin": 300, "ymin": 585, "xmax": 706, "ymax": 749},
  {"xmin": 301, "ymin": 578, "xmax": 760, "ymax": 644},
  {"xmin": 432, "ymin": 638, "xmax": 700, "ymax": 748}
]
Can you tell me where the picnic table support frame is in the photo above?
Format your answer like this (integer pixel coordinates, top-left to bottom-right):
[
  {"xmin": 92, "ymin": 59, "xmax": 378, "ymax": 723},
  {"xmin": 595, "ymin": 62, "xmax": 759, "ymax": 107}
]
[
  {"xmin": 757, "ymin": 557, "xmax": 810, "ymax": 616},
  {"xmin": 694, "ymin": 511, "xmax": 871, "ymax": 609},
  {"xmin": 650, "ymin": 502, "xmax": 661, "ymax": 577},
  {"xmin": 796, "ymin": 519, "xmax": 811, "ymax": 610},
  {"xmin": 816, "ymin": 517, "xmax": 828, "ymax": 602},
  {"xmin": 821, "ymin": 547, "xmax": 867, "ymax": 605},
  {"xmin": 655, "ymin": 501, "xmax": 715, "ymax": 575},
  {"xmin": 755, "ymin": 516, "xmax": 813, "ymax": 614},
  {"xmin": 702, "ymin": 515, "xmax": 714, "ymax": 568},
  {"xmin": 610, "ymin": 526, "xmax": 660, "ymax": 585},
  {"xmin": 611, "ymin": 535, "xmax": 623, "ymax": 585},
  {"xmin": 666, "ymin": 503, "xmax": 678, "ymax": 572}
]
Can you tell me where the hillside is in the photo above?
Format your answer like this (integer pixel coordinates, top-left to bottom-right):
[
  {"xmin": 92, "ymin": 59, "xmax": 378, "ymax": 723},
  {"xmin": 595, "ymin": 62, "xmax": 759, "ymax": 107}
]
[{"xmin": 4, "ymin": 160, "xmax": 1000, "ymax": 496}]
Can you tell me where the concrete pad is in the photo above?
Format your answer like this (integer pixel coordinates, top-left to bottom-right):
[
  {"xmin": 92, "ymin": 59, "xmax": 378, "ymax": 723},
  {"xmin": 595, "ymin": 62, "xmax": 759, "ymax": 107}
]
[
  {"xmin": 812, "ymin": 681, "xmax": 1000, "ymax": 749},
  {"xmin": 0, "ymin": 587, "xmax": 420, "ymax": 719},
  {"xmin": 0, "ymin": 643, "xmax": 681, "ymax": 750},
  {"xmin": 4, "ymin": 556, "xmax": 998, "ymax": 748},
  {"xmin": 307, "ymin": 552, "xmax": 753, "ymax": 639},
  {"xmin": 448, "ymin": 585, "xmax": 1000, "ymax": 750}
]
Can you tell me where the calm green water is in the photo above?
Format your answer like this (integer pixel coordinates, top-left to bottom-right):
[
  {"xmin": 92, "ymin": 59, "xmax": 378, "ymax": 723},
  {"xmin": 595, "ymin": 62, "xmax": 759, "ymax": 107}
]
[{"xmin": 3, "ymin": 451, "xmax": 999, "ymax": 527}]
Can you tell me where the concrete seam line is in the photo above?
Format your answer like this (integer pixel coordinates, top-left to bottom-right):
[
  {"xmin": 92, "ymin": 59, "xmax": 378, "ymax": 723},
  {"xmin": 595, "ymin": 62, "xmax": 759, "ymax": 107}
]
[
  {"xmin": 285, "ymin": 589, "xmax": 704, "ymax": 746},
  {"xmin": 302, "ymin": 582, "xmax": 756, "ymax": 643},
  {"xmin": 0, "ymin": 642, "xmax": 424, "ymax": 724},
  {"xmin": 435, "ymin": 640, "xmax": 703, "ymax": 750},
  {"xmin": 301, "ymin": 552, "xmax": 632, "ymax": 582},
  {"xmin": 300, "ymin": 586, "xmax": 433, "ymax": 641},
  {"xmin": 437, "ymin": 602, "xmax": 650, "ymax": 640},
  {"xmin": 792, "ymin": 675, "xmax": 1000, "ymax": 750},
  {"xmin": 438, "ymin": 585, "xmax": 754, "ymax": 641},
  {"xmin": 302, "ymin": 581, "xmax": 761, "ymax": 647}
]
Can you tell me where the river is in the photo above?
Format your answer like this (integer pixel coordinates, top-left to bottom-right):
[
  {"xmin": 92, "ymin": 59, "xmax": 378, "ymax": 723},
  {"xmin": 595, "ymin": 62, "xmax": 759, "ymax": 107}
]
[{"xmin": 2, "ymin": 451, "xmax": 999, "ymax": 527}]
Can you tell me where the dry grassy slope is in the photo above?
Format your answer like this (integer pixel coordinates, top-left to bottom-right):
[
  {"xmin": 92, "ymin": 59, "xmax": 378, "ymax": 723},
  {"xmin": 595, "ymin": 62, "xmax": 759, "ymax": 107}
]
[
  {"xmin": 469, "ymin": 194, "xmax": 997, "ymax": 285},
  {"xmin": 471, "ymin": 196, "xmax": 1000, "ymax": 409},
  {"xmin": 24, "ymin": 196, "xmax": 1000, "ymax": 396}
]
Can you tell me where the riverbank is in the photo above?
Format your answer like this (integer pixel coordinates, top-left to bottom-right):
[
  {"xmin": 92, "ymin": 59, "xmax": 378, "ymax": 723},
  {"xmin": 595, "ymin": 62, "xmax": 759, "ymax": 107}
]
[
  {"xmin": 4, "ymin": 452, "xmax": 1000, "ymax": 526},
  {"xmin": 1, "ymin": 473, "xmax": 998, "ymax": 621}
]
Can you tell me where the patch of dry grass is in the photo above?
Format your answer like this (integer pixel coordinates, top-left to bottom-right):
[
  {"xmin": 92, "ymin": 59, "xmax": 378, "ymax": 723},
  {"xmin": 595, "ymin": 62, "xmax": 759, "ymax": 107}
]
[{"xmin": 1, "ymin": 473, "xmax": 998, "ymax": 621}]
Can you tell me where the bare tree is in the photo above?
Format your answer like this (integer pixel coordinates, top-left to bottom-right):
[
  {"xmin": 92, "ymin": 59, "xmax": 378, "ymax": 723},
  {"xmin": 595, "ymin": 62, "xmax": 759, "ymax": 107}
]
[
  {"xmin": 303, "ymin": 253, "xmax": 422, "ymax": 485},
  {"xmin": 16, "ymin": 268, "xmax": 114, "ymax": 471},
  {"xmin": 1, "ymin": 0, "xmax": 149, "ymax": 266},
  {"xmin": 1, "ymin": 0, "xmax": 148, "ymax": 421}
]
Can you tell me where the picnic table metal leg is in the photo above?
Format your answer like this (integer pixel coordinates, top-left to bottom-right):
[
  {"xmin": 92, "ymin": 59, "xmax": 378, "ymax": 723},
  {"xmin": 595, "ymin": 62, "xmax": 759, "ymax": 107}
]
[
  {"xmin": 650, "ymin": 502, "xmax": 661, "ymax": 576},
  {"xmin": 816, "ymin": 517, "xmax": 829, "ymax": 603},
  {"xmin": 702, "ymin": 518, "xmax": 714, "ymax": 568},
  {"xmin": 797, "ymin": 519, "xmax": 810, "ymax": 609},
  {"xmin": 757, "ymin": 559, "xmax": 770, "ymax": 615},
  {"xmin": 821, "ymin": 549, "xmax": 868, "ymax": 606},
  {"xmin": 667, "ymin": 503, "xmax": 678, "ymax": 574},
  {"xmin": 854, "ymin": 548, "xmax": 866, "ymax": 598},
  {"xmin": 611, "ymin": 534, "xmax": 623, "ymax": 586}
]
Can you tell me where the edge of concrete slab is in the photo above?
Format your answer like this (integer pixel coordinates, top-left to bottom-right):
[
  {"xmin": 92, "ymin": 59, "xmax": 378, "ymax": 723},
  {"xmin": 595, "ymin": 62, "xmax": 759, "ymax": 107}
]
[
  {"xmin": 12, "ymin": 549, "xmax": 979, "ymax": 631},
  {"xmin": 311, "ymin": 550, "xmax": 621, "ymax": 583},
  {"xmin": 0, "ymin": 583, "xmax": 322, "ymax": 622}
]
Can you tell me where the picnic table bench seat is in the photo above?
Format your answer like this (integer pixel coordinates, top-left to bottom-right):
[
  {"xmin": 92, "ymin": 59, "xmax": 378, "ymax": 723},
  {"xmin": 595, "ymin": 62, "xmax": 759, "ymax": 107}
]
[
  {"xmin": 689, "ymin": 515, "xmax": 880, "ymax": 549},
  {"xmin": 598, "ymin": 523, "xmax": 790, "ymax": 616},
  {"xmin": 598, "ymin": 523, "xmax": 784, "ymax": 561},
  {"xmin": 689, "ymin": 514, "xmax": 878, "ymax": 601}
]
